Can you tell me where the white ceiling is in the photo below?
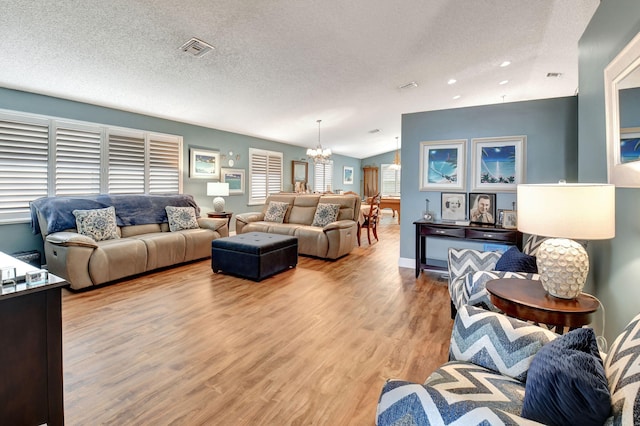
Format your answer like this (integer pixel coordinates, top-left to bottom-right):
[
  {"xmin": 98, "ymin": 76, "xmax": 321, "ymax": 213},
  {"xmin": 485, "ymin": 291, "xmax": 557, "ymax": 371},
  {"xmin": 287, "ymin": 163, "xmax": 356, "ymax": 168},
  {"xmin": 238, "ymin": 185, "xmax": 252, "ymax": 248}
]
[{"xmin": 0, "ymin": 0, "xmax": 599, "ymax": 159}]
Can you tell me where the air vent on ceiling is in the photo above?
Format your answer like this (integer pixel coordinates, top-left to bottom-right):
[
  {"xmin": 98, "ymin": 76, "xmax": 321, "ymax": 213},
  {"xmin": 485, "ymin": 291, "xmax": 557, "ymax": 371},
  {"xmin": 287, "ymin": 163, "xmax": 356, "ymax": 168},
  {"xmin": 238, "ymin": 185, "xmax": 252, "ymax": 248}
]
[
  {"xmin": 179, "ymin": 37, "xmax": 215, "ymax": 57},
  {"xmin": 546, "ymin": 72, "xmax": 563, "ymax": 78}
]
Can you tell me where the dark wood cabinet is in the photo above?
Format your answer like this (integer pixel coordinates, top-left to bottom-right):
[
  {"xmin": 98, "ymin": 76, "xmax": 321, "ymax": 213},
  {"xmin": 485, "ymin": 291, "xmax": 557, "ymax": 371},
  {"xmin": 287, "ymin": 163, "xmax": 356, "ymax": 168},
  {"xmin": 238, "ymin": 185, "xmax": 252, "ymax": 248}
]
[{"xmin": 414, "ymin": 220, "xmax": 522, "ymax": 278}]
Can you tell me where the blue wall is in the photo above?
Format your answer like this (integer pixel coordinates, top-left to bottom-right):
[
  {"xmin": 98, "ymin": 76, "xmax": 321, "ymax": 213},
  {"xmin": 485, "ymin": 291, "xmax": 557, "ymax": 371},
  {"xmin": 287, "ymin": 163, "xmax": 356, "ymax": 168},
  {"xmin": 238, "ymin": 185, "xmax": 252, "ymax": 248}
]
[
  {"xmin": 578, "ymin": 0, "xmax": 640, "ymax": 341},
  {"xmin": 398, "ymin": 97, "xmax": 578, "ymax": 262},
  {"xmin": 0, "ymin": 88, "xmax": 361, "ymax": 256}
]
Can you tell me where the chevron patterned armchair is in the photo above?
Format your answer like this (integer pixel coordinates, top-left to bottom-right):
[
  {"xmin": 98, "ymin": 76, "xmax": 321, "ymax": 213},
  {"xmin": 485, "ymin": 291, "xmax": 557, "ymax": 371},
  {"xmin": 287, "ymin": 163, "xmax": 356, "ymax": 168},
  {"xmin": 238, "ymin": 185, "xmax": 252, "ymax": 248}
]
[
  {"xmin": 447, "ymin": 235, "xmax": 546, "ymax": 318},
  {"xmin": 376, "ymin": 305, "xmax": 640, "ymax": 425}
]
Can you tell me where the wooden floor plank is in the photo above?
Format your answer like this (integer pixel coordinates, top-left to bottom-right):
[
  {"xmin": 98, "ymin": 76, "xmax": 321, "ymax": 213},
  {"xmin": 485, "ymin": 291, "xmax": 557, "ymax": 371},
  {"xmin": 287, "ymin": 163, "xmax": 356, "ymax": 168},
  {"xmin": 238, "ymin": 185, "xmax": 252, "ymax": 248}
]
[{"xmin": 61, "ymin": 215, "xmax": 453, "ymax": 425}]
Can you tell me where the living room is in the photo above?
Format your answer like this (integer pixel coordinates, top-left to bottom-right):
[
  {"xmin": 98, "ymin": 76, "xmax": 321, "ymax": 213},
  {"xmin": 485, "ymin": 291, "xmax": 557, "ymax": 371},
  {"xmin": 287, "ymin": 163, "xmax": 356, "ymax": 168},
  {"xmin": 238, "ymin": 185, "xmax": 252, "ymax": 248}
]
[{"xmin": 1, "ymin": 0, "xmax": 640, "ymax": 424}]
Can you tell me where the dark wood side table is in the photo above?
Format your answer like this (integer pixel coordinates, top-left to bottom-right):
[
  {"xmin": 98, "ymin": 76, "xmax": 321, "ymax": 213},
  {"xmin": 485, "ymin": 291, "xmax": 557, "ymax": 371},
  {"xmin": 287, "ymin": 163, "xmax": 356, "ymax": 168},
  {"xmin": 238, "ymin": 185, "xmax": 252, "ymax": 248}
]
[
  {"xmin": 208, "ymin": 211, "xmax": 233, "ymax": 229},
  {"xmin": 486, "ymin": 278, "xmax": 599, "ymax": 331}
]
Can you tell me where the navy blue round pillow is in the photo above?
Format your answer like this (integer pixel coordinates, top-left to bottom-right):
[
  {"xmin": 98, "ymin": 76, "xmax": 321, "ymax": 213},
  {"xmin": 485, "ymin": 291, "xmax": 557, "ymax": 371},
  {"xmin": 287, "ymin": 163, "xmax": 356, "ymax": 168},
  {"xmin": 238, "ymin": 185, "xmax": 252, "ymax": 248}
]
[{"xmin": 522, "ymin": 327, "xmax": 611, "ymax": 426}]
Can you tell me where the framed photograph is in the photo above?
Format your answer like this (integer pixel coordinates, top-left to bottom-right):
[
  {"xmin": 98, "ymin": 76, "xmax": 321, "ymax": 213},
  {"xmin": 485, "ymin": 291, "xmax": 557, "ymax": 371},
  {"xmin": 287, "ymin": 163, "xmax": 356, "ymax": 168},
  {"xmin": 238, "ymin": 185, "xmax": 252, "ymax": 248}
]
[
  {"xmin": 502, "ymin": 210, "xmax": 518, "ymax": 229},
  {"xmin": 190, "ymin": 148, "xmax": 220, "ymax": 179},
  {"xmin": 343, "ymin": 166, "xmax": 354, "ymax": 185},
  {"xmin": 471, "ymin": 136, "xmax": 526, "ymax": 191},
  {"xmin": 468, "ymin": 192, "xmax": 496, "ymax": 224},
  {"xmin": 419, "ymin": 139, "xmax": 466, "ymax": 191},
  {"xmin": 441, "ymin": 192, "xmax": 466, "ymax": 221},
  {"xmin": 292, "ymin": 160, "xmax": 308, "ymax": 184},
  {"xmin": 220, "ymin": 168, "xmax": 245, "ymax": 195},
  {"xmin": 619, "ymin": 128, "xmax": 640, "ymax": 164}
]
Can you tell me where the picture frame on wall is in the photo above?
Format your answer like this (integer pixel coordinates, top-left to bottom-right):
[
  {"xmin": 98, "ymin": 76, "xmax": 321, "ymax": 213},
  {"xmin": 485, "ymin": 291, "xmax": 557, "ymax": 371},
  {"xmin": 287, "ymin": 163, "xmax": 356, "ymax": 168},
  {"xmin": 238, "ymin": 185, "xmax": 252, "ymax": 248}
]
[
  {"xmin": 343, "ymin": 166, "xmax": 354, "ymax": 185},
  {"xmin": 502, "ymin": 210, "xmax": 518, "ymax": 229},
  {"xmin": 441, "ymin": 192, "xmax": 466, "ymax": 221},
  {"xmin": 220, "ymin": 168, "xmax": 245, "ymax": 195},
  {"xmin": 470, "ymin": 136, "xmax": 526, "ymax": 191},
  {"xmin": 468, "ymin": 192, "xmax": 496, "ymax": 224},
  {"xmin": 292, "ymin": 160, "xmax": 308, "ymax": 184},
  {"xmin": 419, "ymin": 139, "xmax": 466, "ymax": 191},
  {"xmin": 189, "ymin": 148, "xmax": 220, "ymax": 179}
]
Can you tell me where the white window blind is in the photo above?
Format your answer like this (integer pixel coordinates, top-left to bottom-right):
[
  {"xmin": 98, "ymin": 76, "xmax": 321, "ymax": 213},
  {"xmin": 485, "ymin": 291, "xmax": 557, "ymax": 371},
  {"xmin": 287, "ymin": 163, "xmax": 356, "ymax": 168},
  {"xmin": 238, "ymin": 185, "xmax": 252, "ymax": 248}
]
[
  {"xmin": 313, "ymin": 161, "xmax": 333, "ymax": 193},
  {"xmin": 249, "ymin": 148, "xmax": 283, "ymax": 204},
  {"xmin": 381, "ymin": 164, "xmax": 401, "ymax": 196},
  {"xmin": 54, "ymin": 124, "xmax": 102, "ymax": 196},
  {"xmin": 107, "ymin": 132, "xmax": 146, "ymax": 194},
  {"xmin": 0, "ymin": 116, "xmax": 49, "ymax": 223},
  {"xmin": 148, "ymin": 135, "xmax": 181, "ymax": 194}
]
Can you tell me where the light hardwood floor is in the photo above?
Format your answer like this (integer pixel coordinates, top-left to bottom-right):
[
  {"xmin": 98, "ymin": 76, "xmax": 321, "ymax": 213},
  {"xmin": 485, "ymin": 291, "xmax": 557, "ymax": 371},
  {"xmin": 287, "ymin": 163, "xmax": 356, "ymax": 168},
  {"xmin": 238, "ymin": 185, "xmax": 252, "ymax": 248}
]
[{"xmin": 61, "ymin": 215, "xmax": 453, "ymax": 425}]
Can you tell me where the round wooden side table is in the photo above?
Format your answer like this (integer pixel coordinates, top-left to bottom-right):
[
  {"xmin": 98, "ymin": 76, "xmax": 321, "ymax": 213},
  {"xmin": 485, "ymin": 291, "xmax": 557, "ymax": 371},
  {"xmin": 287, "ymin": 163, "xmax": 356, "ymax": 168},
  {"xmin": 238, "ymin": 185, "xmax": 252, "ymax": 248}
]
[
  {"xmin": 486, "ymin": 278, "xmax": 599, "ymax": 331},
  {"xmin": 207, "ymin": 211, "xmax": 233, "ymax": 229}
]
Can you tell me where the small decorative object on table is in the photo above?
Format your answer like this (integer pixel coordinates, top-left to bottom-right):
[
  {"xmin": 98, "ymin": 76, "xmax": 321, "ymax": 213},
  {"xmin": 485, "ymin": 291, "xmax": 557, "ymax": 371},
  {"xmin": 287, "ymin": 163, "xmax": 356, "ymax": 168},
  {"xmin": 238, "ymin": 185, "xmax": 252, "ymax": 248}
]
[{"xmin": 423, "ymin": 198, "xmax": 434, "ymax": 221}]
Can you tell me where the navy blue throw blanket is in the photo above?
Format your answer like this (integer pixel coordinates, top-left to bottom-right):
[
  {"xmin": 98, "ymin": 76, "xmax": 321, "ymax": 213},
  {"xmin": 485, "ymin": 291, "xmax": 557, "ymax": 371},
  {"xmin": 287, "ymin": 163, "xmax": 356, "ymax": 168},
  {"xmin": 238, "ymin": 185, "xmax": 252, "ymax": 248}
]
[{"xmin": 30, "ymin": 194, "xmax": 200, "ymax": 235}]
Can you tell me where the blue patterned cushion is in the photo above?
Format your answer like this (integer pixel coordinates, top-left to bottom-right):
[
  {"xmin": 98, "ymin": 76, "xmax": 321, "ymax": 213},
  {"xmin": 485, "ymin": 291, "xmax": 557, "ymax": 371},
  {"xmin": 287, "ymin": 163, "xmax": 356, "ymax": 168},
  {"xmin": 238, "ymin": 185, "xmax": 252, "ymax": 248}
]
[
  {"xmin": 264, "ymin": 201, "xmax": 289, "ymax": 223},
  {"xmin": 311, "ymin": 203, "xmax": 340, "ymax": 227},
  {"xmin": 522, "ymin": 328, "xmax": 611, "ymax": 426},
  {"xmin": 72, "ymin": 206, "xmax": 120, "ymax": 241},
  {"xmin": 495, "ymin": 246, "xmax": 538, "ymax": 273},
  {"xmin": 450, "ymin": 305, "xmax": 557, "ymax": 381},
  {"xmin": 165, "ymin": 206, "xmax": 199, "ymax": 232},
  {"xmin": 604, "ymin": 313, "xmax": 640, "ymax": 425}
]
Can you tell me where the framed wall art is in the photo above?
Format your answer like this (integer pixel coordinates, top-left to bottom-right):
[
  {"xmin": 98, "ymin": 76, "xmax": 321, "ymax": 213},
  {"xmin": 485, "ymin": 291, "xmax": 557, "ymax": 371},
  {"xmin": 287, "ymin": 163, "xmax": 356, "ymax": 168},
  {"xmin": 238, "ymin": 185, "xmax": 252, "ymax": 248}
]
[
  {"xmin": 471, "ymin": 136, "xmax": 526, "ymax": 192},
  {"xmin": 502, "ymin": 210, "xmax": 518, "ymax": 229},
  {"xmin": 292, "ymin": 160, "xmax": 308, "ymax": 184},
  {"xmin": 189, "ymin": 148, "xmax": 220, "ymax": 179},
  {"xmin": 441, "ymin": 192, "xmax": 466, "ymax": 221},
  {"xmin": 468, "ymin": 192, "xmax": 496, "ymax": 224},
  {"xmin": 343, "ymin": 166, "xmax": 354, "ymax": 185},
  {"xmin": 220, "ymin": 168, "xmax": 245, "ymax": 195},
  {"xmin": 419, "ymin": 139, "xmax": 466, "ymax": 191}
]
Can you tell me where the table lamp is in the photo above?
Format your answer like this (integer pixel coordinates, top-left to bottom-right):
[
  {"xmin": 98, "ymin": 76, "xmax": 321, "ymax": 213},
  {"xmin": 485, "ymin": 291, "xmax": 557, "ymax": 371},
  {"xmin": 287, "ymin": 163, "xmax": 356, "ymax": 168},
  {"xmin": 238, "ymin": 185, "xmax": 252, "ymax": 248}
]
[
  {"xmin": 207, "ymin": 182, "xmax": 229, "ymax": 213},
  {"xmin": 517, "ymin": 182, "xmax": 615, "ymax": 299}
]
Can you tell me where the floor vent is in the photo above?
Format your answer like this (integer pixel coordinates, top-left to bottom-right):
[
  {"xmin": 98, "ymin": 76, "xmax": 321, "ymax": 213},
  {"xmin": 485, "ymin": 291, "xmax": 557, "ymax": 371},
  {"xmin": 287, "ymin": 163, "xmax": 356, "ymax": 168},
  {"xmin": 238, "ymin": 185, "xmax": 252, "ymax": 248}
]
[{"xmin": 179, "ymin": 37, "xmax": 214, "ymax": 57}]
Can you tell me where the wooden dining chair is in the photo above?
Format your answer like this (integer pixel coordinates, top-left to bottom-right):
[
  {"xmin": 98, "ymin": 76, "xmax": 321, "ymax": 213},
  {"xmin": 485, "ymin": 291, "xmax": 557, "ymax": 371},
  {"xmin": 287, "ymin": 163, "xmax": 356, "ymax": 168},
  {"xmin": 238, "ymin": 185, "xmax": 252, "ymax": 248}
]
[{"xmin": 358, "ymin": 192, "xmax": 381, "ymax": 245}]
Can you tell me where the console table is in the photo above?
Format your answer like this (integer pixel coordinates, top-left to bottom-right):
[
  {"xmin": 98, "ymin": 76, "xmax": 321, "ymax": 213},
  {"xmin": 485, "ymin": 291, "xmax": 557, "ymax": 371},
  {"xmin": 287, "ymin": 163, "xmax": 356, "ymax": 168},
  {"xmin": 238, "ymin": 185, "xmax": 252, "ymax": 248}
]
[
  {"xmin": 414, "ymin": 220, "xmax": 522, "ymax": 278},
  {"xmin": 0, "ymin": 252, "xmax": 67, "ymax": 426}
]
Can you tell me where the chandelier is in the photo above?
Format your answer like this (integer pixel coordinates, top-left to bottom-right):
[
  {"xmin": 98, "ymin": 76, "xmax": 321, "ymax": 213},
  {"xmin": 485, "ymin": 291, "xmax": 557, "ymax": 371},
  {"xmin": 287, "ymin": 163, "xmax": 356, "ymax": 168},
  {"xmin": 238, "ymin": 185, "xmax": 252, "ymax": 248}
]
[
  {"xmin": 389, "ymin": 136, "xmax": 401, "ymax": 170},
  {"xmin": 306, "ymin": 119, "xmax": 332, "ymax": 164}
]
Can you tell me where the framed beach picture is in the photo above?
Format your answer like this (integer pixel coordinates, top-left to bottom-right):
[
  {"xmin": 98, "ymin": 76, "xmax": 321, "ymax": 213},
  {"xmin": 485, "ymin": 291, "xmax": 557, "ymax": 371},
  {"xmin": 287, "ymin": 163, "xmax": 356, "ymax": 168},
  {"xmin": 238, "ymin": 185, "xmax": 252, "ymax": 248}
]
[
  {"xmin": 343, "ymin": 166, "xmax": 354, "ymax": 185},
  {"xmin": 619, "ymin": 128, "xmax": 640, "ymax": 164},
  {"xmin": 189, "ymin": 148, "xmax": 220, "ymax": 179},
  {"xmin": 292, "ymin": 160, "xmax": 308, "ymax": 184},
  {"xmin": 471, "ymin": 136, "xmax": 526, "ymax": 191},
  {"xmin": 419, "ymin": 139, "xmax": 466, "ymax": 191},
  {"xmin": 468, "ymin": 192, "xmax": 496, "ymax": 225},
  {"xmin": 220, "ymin": 168, "xmax": 245, "ymax": 195},
  {"xmin": 441, "ymin": 192, "xmax": 466, "ymax": 221}
]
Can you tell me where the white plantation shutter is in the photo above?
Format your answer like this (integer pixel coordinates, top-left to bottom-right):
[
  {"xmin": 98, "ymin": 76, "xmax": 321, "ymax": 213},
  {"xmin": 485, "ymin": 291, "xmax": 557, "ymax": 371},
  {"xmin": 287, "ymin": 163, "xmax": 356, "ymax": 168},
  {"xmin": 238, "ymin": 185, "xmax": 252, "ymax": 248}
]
[
  {"xmin": 313, "ymin": 161, "xmax": 333, "ymax": 193},
  {"xmin": 149, "ymin": 135, "xmax": 181, "ymax": 194},
  {"xmin": 0, "ymin": 115, "xmax": 49, "ymax": 222},
  {"xmin": 381, "ymin": 164, "xmax": 401, "ymax": 196},
  {"xmin": 54, "ymin": 124, "xmax": 102, "ymax": 196},
  {"xmin": 249, "ymin": 148, "xmax": 283, "ymax": 204},
  {"xmin": 108, "ymin": 132, "xmax": 146, "ymax": 194}
]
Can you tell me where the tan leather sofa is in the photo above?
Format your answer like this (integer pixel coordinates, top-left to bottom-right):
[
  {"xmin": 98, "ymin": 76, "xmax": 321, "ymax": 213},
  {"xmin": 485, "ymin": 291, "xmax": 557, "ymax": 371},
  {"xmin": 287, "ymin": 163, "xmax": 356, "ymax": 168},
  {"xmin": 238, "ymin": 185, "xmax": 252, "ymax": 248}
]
[
  {"xmin": 235, "ymin": 193, "xmax": 360, "ymax": 259},
  {"xmin": 30, "ymin": 195, "xmax": 228, "ymax": 290}
]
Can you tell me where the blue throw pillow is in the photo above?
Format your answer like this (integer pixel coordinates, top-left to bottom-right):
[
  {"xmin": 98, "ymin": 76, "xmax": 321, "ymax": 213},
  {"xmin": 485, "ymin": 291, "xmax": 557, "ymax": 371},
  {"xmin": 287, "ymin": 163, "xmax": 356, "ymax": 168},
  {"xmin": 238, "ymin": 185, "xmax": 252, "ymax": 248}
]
[
  {"xmin": 494, "ymin": 246, "xmax": 538, "ymax": 273},
  {"xmin": 522, "ymin": 328, "xmax": 611, "ymax": 426}
]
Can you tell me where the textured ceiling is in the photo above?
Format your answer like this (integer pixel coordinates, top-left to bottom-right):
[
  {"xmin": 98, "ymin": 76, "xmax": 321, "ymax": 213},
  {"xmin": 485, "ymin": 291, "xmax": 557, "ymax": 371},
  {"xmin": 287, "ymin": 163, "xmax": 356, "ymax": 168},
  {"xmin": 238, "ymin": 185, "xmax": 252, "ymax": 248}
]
[{"xmin": 0, "ymin": 0, "xmax": 599, "ymax": 158}]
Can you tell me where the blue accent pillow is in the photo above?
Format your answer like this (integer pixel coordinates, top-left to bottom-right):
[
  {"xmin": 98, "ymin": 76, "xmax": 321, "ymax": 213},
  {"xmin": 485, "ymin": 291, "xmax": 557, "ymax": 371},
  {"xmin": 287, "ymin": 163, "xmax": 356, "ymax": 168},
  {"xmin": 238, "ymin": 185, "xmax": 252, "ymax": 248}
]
[
  {"xmin": 522, "ymin": 328, "xmax": 611, "ymax": 426},
  {"xmin": 494, "ymin": 246, "xmax": 538, "ymax": 273}
]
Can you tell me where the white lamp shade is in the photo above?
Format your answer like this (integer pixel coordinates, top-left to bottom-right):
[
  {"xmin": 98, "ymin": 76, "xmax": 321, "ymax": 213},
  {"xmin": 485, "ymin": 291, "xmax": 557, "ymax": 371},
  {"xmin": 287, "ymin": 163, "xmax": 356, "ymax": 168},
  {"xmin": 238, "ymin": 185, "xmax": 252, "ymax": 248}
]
[
  {"xmin": 207, "ymin": 182, "xmax": 229, "ymax": 197},
  {"xmin": 517, "ymin": 183, "xmax": 615, "ymax": 240}
]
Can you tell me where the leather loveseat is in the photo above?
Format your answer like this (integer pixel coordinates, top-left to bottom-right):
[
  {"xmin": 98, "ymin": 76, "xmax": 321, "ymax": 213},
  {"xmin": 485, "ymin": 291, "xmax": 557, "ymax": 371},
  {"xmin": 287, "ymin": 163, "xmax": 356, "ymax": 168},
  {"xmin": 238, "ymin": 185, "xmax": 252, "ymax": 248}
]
[
  {"xmin": 30, "ymin": 194, "xmax": 228, "ymax": 290},
  {"xmin": 235, "ymin": 193, "xmax": 360, "ymax": 259}
]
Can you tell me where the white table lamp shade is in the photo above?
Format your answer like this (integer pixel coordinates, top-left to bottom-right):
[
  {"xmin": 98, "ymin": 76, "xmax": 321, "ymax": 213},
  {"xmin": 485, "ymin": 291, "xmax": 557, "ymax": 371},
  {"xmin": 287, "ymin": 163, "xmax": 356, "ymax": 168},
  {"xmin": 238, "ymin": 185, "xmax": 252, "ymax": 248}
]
[
  {"xmin": 516, "ymin": 183, "xmax": 615, "ymax": 299},
  {"xmin": 207, "ymin": 182, "xmax": 229, "ymax": 212}
]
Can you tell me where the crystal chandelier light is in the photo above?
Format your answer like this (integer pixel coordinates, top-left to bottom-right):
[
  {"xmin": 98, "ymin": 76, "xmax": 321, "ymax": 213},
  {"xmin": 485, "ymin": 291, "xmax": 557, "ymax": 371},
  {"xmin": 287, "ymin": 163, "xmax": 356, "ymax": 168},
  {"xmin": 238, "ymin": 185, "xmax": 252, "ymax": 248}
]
[
  {"xmin": 306, "ymin": 119, "xmax": 332, "ymax": 164},
  {"xmin": 389, "ymin": 136, "xmax": 401, "ymax": 170}
]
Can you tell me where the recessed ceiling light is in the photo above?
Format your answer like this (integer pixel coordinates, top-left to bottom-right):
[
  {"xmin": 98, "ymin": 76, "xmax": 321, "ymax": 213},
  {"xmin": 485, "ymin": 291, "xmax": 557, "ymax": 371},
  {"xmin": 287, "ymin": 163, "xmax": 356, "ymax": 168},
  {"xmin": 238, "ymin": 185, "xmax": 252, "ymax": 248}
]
[
  {"xmin": 447, "ymin": 79, "xmax": 457, "ymax": 85},
  {"xmin": 453, "ymin": 95, "xmax": 461, "ymax": 100},
  {"xmin": 398, "ymin": 81, "xmax": 419, "ymax": 90},
  {"xmin": 500, "ymin": 61, "xmax": 511, "ymax": 67},
  {"xmin": 499, "ymin": 80, "xmax": 509, "ymax": 85}
]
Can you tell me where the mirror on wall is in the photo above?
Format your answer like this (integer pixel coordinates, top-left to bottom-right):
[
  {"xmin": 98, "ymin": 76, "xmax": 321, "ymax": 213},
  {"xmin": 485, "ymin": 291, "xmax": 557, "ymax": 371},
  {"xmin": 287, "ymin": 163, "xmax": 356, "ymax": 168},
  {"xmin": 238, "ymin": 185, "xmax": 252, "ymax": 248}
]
[{"xmin": 605, "ymin": 31, "xmax": 640, "ymax": 187}]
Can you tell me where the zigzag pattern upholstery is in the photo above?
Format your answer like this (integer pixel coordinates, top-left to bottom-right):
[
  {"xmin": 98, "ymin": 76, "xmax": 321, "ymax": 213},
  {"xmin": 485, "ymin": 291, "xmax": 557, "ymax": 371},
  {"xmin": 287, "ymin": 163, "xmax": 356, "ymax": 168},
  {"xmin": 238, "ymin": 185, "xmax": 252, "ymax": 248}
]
[{"xmin": 604, "ymin": 313, "xmax": 640, "ymax": 424}]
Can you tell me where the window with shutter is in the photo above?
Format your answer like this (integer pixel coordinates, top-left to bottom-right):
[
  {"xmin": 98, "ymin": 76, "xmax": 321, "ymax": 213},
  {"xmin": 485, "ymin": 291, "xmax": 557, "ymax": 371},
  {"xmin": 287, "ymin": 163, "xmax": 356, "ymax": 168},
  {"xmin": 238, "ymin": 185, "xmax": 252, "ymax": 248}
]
[
  {"xmin": 381, "ymin": 164, "xmax": 401, "ymax": 196},
  {"xmin": 54, "ymin": 123, "xmax": 102, "ymax": 196},
  {"xmin": 107, "ymin": 131, "xmax": 146, "ymax": 194},
  {"xmin": 149, "ymin": 134, "xmax": 182, "ymax": 194},
  {"xmin": 249, "ymin": 148, "xmax": 283, "ymax": 204},
  {"xmin": 313, "ymin": 161, "xmax": 333, "ymax": 193}
]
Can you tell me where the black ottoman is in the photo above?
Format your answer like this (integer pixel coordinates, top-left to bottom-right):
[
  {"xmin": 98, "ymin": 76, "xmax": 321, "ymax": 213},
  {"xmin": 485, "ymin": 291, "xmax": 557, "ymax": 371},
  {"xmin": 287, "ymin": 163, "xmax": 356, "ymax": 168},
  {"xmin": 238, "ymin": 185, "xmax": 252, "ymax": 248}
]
[{"xmin": 211, "ymin": 232, "xmax": 298, "ymax": 281}]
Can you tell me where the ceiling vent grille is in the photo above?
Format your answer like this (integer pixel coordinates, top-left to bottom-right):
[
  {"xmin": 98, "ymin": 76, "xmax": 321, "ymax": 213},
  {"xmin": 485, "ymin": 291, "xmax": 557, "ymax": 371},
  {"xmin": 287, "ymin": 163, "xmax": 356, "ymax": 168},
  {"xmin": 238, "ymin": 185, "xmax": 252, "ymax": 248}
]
[{"xmin": 179, "ymin": 37, "xmax": 214, "ymax": 57}]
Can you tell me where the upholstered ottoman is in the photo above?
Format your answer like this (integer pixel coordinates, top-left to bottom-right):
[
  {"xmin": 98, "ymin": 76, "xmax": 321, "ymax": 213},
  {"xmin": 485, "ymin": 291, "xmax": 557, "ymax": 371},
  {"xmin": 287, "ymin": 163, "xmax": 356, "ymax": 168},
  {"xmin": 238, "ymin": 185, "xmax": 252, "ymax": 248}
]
[{"xmin": 211, "ymin": 232, "xmax": 298, "ymax": 281}]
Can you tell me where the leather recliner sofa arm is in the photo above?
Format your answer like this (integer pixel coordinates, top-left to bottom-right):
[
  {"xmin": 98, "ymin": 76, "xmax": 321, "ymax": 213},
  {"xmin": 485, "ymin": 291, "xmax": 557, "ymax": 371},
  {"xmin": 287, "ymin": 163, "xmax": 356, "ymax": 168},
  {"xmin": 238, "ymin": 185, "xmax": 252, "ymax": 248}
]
[
  {"xmin": 197, "ymin": 217, "xmax": 229, "ymax": 237},
  {"xmin": 235, "ymin": 212, "xmax": 265, "ymax": 234},
  {"xmin": 322, "ymin": 219, "xmax": 357, "ymax": 231},
  {"xmin": 46, "ymin": 231, "xmax": 99, "ymax": 248}
]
